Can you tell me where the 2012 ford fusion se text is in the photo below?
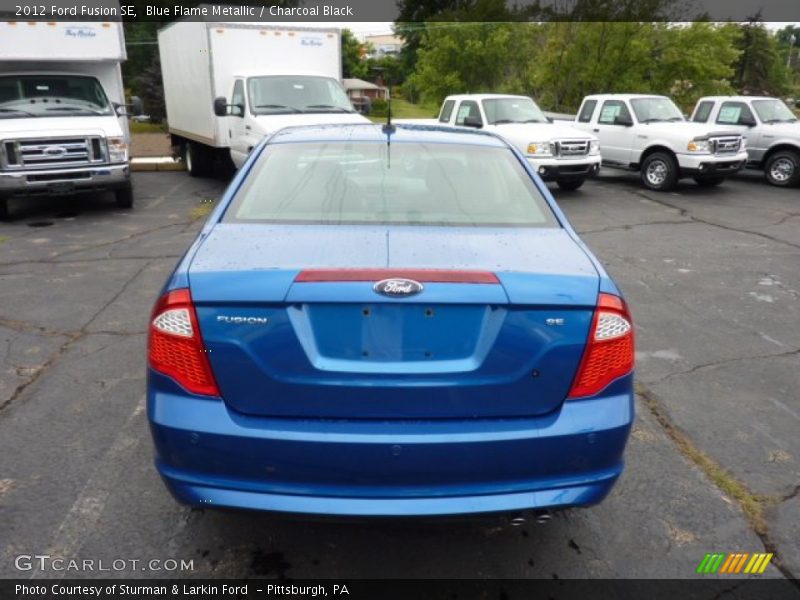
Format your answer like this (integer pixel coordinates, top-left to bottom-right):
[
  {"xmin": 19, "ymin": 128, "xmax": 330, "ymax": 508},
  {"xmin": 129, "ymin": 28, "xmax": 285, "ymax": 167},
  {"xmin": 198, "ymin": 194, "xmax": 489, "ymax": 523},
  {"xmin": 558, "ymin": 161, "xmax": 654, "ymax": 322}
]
[{"xmin": 146, "ymin": 123, "xmax": 635, "ymax": 517}]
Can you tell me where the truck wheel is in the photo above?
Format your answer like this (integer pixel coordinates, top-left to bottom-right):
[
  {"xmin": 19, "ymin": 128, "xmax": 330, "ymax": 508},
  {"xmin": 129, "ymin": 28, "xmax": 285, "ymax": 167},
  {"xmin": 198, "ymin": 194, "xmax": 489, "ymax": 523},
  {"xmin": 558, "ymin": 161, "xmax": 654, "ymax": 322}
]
[
  {"xmin": 693, "ymin": 176, "xmax": 725, "ymax": 187},
  {"xmin": 115, "ymin": 183, "xmax": 134, "ymax": 209},
  {"xmin": 764, "ymin": 150, "xmax": 800, "ymax": 187},
  {"xmin": 185, "ymin": 142, "xmax": 212, "ymax": 178},
  {"xmin": 556, "ymin": 179, "xmax": 585, "ymax": 191},
  {"xmin": 641, "ymin": 152, "xmax": 678, "ymax": 191},
  {"xmin": 0, "ymin": 197, "xmax": 9, "ymax": 220}
]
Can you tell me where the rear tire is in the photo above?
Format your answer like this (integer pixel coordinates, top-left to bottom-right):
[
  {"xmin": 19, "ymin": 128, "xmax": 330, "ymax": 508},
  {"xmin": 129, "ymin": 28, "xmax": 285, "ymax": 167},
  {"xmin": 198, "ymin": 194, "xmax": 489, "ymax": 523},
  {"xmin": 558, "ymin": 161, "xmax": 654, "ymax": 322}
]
[
  {"xmin": 693, "ymin": 176, "xmax": 725, "ymax": 187},
  {"xmin": 115, "ymin": 182, "xmax": 134, "ymax": 209},
  {"xmin": 0, "ymin": 197, "xmax": 9, "ymax": 220},
  {"xmin": 556, "ymin": 179, "xmax": 585, "ymax": 191},
  {"xmin": 640, "ymin": 152, "xmax": 678, "ymax": 191},
  {"xmin": 185, "ymin": 142, "xmax": 213, "ymax": 178},
  {"xmin": 764, "ymin": 150, "xmax": 800, "ymax": 187}
]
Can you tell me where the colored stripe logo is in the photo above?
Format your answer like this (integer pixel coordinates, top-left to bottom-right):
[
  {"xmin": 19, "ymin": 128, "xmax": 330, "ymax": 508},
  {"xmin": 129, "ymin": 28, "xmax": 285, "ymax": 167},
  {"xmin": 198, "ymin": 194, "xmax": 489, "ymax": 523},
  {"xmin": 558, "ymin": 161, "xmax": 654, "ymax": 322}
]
[{"xmin": 697, "ymin": 552, "xmax": 773, "ymax": 574}]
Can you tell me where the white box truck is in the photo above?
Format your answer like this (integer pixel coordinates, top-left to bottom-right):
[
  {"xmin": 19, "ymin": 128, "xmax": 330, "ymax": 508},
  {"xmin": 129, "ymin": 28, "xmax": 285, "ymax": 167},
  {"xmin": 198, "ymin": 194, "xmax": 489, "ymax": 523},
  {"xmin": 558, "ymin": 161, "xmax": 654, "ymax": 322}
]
[
  {"xmin": 158, "ymin": 18, "xmax": 369, "ymax": 176},
  {"xmin": 0, "ymin": 20, "xmax": 137, "ymax": 219}
]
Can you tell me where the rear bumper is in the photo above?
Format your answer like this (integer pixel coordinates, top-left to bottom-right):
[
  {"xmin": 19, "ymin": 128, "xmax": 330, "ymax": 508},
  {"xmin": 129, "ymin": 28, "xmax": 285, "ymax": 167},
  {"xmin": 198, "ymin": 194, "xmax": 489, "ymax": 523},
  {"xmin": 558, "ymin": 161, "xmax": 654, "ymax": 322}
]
[
  {"xmin": 148, "ymin": 373, "xmax": 634, "ymax": 517},
  {"xmin": 527, "ymin": 156, "xmax": 601, "ymax": 181},
  {"xmin": 0, "ymin": 163, "xmax": 129, "ymax": 197}
]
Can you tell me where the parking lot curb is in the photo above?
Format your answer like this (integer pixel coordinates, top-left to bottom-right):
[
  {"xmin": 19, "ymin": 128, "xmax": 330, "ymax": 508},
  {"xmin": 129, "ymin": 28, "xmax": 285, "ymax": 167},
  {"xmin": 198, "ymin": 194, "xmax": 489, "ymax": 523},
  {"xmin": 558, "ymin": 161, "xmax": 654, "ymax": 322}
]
[{"xmin": 131, "ymin": 157, "xmax": 185, "ymax": 172}]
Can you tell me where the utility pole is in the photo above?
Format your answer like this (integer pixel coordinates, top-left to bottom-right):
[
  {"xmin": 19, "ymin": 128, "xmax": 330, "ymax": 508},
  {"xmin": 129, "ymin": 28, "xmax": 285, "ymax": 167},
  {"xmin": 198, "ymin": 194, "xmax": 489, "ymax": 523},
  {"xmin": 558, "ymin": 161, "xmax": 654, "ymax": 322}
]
[{"xmin": 787, "ymin": 34, "xmax": 796, "ymax": 69}]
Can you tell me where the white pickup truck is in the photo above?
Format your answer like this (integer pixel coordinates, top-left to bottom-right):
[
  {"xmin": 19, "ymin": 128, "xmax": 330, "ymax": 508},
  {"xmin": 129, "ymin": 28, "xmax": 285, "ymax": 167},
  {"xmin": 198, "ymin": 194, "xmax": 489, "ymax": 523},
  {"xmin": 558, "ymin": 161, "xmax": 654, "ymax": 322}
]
[
  {"xmin": 401, "ymin": 94, "xmax": 600, "ymax": 190},
  {"xmin": 689, "ymin": 96, "xmax": 800, "ymax": 187},
  {"xmin": 573, "ymin": 94, "xmax": 748, "ymax": 191}
]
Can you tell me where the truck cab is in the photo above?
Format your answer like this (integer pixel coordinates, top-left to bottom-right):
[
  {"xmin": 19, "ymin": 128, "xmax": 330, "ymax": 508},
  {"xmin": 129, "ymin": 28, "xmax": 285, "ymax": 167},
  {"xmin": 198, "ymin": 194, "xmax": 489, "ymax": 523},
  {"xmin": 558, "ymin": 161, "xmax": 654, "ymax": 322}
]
[
  {"xmin": 434, "ymin": 94, "xmax": 601, "ymax": 190},
  {"xmin": 690, "ymin": 96, "xmax": 800, "ymax": 187},
  {"xmin": 0, "ymin": 21, "xmax": 134, "ymax": 219},
  {"xmin": 215, "ymin": 72, "xmax": 368, "ymax": 169},
  {"xmin": 158, "ymin": 22, "xmax": 369, "ymax": 176},
  {"xmin": 573, "ymin": 94, "xmax": 748, "ymax": 191}
]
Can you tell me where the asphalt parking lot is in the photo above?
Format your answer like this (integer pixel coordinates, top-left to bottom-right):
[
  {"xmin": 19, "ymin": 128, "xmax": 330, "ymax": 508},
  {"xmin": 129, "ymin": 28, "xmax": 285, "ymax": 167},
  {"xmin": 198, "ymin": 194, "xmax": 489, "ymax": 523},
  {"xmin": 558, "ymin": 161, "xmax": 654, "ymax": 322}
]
[{"xmin": 0, "ymin": 171, "xmax": 798, "ymax": 589}]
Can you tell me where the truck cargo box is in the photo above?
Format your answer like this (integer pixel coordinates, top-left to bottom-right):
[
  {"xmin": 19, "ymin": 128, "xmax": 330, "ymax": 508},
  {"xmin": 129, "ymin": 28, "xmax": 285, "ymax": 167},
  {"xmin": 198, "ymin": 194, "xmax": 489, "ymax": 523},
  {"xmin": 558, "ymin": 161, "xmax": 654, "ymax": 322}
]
[{"xmin": 158, "ymin": 20, "xmax": 342, "ymax": 148}]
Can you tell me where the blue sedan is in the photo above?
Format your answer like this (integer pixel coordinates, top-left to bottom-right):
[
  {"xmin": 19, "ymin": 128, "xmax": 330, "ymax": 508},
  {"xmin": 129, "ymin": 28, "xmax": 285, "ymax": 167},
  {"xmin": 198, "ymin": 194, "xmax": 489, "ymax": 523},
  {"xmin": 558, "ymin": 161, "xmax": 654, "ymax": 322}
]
[{"xmin": 147, "ymin": 124, "xmax": 634, "ymax": 517}]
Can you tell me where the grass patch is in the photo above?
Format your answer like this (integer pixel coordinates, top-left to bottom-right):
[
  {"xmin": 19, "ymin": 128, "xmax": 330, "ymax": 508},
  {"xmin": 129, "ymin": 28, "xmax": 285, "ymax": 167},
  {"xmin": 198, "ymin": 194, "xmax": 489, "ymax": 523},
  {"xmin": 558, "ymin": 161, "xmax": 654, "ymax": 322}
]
[
  {"xmin": 368, "ymin": 98, "xmax": 439, "ymax": 123},
  {"xmin": 636, "ymin": 382, "xmax": 772, "ymax": 535},
  {"xmin": 130, "ymin": 121, "xmax": 168, "ymax": 134},
  {"xmin": 190, "ymin": 200, "xmax": 216, "ymax": 220}
]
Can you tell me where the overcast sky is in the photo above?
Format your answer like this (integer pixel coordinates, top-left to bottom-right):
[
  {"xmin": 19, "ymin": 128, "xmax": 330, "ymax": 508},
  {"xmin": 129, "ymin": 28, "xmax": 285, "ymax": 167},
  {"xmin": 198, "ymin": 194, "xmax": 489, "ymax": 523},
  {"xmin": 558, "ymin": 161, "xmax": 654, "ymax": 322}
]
[{"xmin": 310, "ymin": 21, "xmax": 798, "ymax": 38}]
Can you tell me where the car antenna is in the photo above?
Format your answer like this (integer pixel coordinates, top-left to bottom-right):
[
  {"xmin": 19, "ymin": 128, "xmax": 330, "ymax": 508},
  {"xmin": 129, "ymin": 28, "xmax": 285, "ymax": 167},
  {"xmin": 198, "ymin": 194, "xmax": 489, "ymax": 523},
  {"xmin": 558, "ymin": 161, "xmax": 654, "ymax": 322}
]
[
  {"xmin": 382, "ymin": 94, "xmax": 394, "ymax": 169},
  {"xmin": 382, "ymin": 94, "xmax": 395, "ymax": 135}
]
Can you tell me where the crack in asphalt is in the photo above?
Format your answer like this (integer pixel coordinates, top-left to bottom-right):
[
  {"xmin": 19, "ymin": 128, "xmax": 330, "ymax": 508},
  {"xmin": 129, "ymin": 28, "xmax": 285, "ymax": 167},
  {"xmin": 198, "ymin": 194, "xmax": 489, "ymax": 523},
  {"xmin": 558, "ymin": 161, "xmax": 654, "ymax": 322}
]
[
  {"xmin": 0, "ymin": 255, "xmax": 183, "ymax": 271},
  {"xmin": 632, "ymin": 191, "xmax": 800, "ymax": 251},
  {"xmin": 0, "ymin": 333, "xmax": 79, "ymax": 413},
  {"xmin": 44, "ymin": 222, "xmax": 192, "ymax": 262},
  {"xmin": 0, "ymin": 318, "xmax": 76, "ymax": 338},
  {"xmin": 647, "ymin": 348, "xmax": 800, "ymax": 386},
  {"xmin": 83, "ymin": 259, "xmax": 153, "ymax": 331},
  {"xmin": 0, "ymin": 260, "xmax": 153, "ymax": 415},
  {"xmin": 579, "ymin": 219, "xmax": 693, "ymax": 235},
  {"xmin": 778, "ymin": 483, "xmax": 800, "ymax": 504}
]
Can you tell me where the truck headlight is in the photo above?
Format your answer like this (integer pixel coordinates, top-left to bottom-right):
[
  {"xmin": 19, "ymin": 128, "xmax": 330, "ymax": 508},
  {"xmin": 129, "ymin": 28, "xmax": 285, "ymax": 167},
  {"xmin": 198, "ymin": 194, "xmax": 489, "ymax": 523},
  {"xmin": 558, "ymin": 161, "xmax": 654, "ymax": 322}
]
[
  {"xmin": 589, "ymin": 140, "xmax": 600, "ymax": 155},
  {"xmin": 687, "ymin": 139, "xmax": 711, "ymax": 153},
  {"xmin": 527, "ymin": 141, "xmax": 554, "ymax": 157},
  {"xmin": 107, "ymin": 137, "xmax": 128, "ymax": 163}
]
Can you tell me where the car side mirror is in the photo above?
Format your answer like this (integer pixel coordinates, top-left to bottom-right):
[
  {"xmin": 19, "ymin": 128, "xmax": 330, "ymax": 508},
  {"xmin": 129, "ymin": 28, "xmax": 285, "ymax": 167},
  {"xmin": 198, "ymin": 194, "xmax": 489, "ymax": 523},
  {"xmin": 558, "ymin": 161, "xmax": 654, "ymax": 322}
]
[
  {"xmin": 213, "ymin": 96, "xmax": 229, "ymax": 117},
  {"xmin": 114, "ymin": 96, "xmax": 144, "ymax": 117},
  {"xmin": 546, "ymin": 116, "xmax": 554, "ymax": 123},
  {"xmin": 463, "ymin": 115, "xmax": 483, "ymax": 128},
  {"xmin": 614, "ymin": 114, "xmax": 633, "ymax": 126},
  {"xmin": 130, "ymin": 96, "xmax": 144, "ymax": 116},
  {"xmin": 739, "ymin": 116, "xmax": 757, "ymax": 127}
]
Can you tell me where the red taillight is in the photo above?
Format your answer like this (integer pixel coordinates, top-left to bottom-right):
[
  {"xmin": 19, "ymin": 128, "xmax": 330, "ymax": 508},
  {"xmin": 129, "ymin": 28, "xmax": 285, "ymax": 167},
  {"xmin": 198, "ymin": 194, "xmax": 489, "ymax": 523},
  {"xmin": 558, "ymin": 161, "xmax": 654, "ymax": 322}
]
[
  {"xmin": 568, "ymin": 293, "xmax": 634, "ymax": 399},
  {"xmin": 148, "ymin": 288, "xmax": 220, "ymax": 397},
  {"xmin": 295, "ymin": 269, "xmax": 499, "ymax": 284}
]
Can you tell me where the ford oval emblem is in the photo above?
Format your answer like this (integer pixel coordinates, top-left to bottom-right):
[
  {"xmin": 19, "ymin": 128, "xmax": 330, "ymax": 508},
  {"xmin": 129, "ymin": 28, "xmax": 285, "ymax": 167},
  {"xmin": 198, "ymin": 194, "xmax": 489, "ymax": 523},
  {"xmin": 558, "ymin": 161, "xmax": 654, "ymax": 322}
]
[
  {"xmin": 44, "ymin": 146, "xmax": 67, "ymax": 157},
  {"xmin": 373, "ymin": 278, "xmax": 424, "ymax": 298}
]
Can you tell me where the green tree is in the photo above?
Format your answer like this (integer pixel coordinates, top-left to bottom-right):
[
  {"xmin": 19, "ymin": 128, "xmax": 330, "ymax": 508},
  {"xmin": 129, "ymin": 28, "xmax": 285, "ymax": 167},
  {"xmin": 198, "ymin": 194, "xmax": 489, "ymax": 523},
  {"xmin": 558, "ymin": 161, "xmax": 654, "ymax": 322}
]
[
  {"xmin": 341, "ymin": 29, "xmax": 369, "ymax": 79},
  {"xmin": 411, "ymin": 21, "xmax": 742, "ymax": 113},
  {"xmin": 409, "ymin": 21, "xmax": 532, "ymax": 104},
  {"xmin": 733, "ymin": 17, "xmax": 788, "ymax": 95},
  {"xmin": 395, "ymin": 0, "xmax": 512, "ymax": 84}
]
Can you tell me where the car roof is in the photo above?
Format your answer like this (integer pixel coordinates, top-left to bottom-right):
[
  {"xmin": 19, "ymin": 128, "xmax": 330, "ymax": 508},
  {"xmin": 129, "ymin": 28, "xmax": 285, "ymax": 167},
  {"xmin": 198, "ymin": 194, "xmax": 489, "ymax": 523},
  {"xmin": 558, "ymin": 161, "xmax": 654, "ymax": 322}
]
[
  {"xmin": 696, "ymin": 95, "xmax": 776, "ymax": 102},
  {"xmin": 268, "ymin": 123, "xmax": 510, "ymax": 148},
  {"xmin": 444, "ymin": 93, "xmax": 532, "ymax": 101},
  {"xmin": 232, "ymin": 70, "xmax": 338, "ymax": 79},
  {"xmin": 582, "ymin": 93, "xmax": 668, "ymax": 100}
]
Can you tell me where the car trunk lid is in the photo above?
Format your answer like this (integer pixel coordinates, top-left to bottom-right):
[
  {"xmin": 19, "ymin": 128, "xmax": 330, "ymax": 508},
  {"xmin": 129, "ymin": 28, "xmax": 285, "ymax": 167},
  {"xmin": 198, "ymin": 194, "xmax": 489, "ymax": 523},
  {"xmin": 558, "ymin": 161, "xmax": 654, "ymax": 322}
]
[{"xmin": 189, "ymin": 224, "xmax": 599, "ymax": 418}]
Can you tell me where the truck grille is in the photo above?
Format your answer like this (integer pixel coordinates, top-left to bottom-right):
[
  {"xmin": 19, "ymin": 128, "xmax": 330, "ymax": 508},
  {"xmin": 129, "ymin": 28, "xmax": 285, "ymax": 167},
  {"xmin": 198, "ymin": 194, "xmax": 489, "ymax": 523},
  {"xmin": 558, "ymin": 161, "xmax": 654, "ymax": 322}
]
[
  {"xmin": 711, "ymin": 136, "xmax": 741, "ymax": 155},
  {"xmin": 1, "ymin": 137, "xmax": 107, "ymax": 169},
  {"xmin": 556, "ymin": 140, "xmax": 590, "ymax": 157}
]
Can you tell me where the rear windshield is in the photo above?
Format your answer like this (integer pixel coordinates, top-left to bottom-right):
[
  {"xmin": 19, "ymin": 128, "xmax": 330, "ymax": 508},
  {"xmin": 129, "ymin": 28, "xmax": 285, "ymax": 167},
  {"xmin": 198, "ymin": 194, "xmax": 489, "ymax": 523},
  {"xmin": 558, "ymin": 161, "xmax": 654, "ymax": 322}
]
[{"xmin": 225, "ymin": 142, "xmax": 558, "ymax": 227}]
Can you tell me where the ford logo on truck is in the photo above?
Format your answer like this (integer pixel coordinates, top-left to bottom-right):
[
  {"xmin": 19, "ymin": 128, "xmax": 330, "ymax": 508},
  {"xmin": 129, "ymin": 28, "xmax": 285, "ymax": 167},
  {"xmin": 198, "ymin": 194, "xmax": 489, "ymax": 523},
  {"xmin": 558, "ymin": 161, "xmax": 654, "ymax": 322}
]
[
  {"xmin": 373, "ymin": 278, "xmax": 424, "ymax": 298},
  {"xmin": 43, "ymin": 146, "xmax": 67, "ymax": 157}
]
